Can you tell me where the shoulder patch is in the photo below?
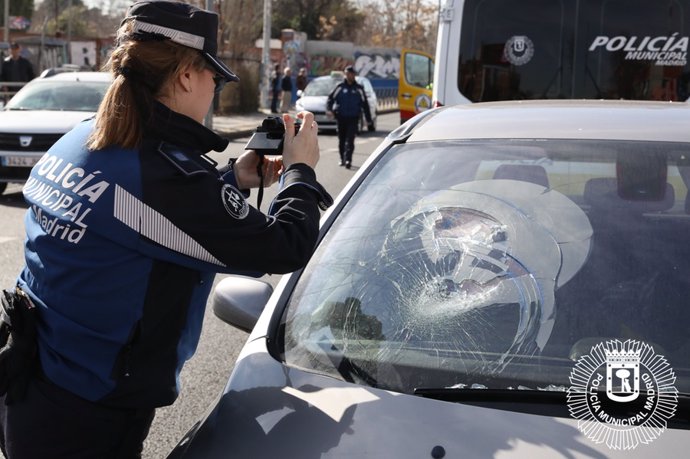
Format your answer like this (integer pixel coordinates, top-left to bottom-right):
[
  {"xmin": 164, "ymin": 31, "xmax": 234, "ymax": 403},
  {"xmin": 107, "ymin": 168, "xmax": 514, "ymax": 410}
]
[{"xmin": 221, "ymin": 184, "xmax": 249, "ymax": 219}]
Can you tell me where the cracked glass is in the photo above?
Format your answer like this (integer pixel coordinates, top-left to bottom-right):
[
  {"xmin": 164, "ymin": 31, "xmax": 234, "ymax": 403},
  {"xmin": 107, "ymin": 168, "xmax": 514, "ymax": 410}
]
[{"xmin": 281, "ymin": 140, "xmax": 690, "ymax": 395}]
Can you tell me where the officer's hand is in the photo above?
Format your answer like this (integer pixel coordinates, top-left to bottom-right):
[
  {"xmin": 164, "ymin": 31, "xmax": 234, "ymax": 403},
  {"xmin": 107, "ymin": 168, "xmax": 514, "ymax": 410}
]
[
  {"xmin": 282, "ymin": 112, "xmax": 319, "ymax": 169},
  {"xmin": 326, "ymin": 110, "xmax": 334, "ymax": 119},
  {"xmin": 234, "ymin": 150, "xmax": 283, "ymax": 189}
]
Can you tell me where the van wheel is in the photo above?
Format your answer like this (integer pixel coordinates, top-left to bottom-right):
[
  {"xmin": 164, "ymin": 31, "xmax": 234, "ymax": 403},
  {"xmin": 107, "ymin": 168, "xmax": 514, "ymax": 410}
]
[{"xmin": 0, "ymin": 183, "xmax": 6, "ymax": 195}]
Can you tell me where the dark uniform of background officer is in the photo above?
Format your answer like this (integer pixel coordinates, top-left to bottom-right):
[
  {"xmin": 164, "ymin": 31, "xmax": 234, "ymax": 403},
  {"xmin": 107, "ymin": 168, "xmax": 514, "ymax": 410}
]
[{"xmin": 326, "ymin": 65, "xmax": 373, "ymax": 169}]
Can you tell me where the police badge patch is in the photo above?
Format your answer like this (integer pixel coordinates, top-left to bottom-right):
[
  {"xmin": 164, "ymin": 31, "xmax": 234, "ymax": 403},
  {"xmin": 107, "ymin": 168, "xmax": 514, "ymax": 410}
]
[{"xmin": 221, "ymin": 184, "xmax": 249, "ymax": 219}]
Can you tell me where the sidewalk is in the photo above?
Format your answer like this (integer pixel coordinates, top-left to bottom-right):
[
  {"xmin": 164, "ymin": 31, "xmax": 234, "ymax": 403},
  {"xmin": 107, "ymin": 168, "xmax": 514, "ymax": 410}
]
[{"xmin": 210, "ymin": 108, "xmax": 271, "ymax": 139}]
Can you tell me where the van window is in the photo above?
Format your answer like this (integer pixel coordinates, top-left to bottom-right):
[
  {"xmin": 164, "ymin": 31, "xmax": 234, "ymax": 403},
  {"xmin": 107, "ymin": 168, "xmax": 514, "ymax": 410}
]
[{"xmin": 458, "ymin": 0, "xmax": 690, "ymax": 102}]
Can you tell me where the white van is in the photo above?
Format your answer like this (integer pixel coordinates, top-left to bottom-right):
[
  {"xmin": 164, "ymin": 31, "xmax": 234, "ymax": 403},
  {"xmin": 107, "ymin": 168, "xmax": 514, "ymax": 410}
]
[{"xmin": 433, "ymin": 0, "xmax": 690, "ymax": 106}]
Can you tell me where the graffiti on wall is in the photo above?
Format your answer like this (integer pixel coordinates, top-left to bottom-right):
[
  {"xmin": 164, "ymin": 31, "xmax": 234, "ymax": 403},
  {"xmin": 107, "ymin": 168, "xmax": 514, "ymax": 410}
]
[
  {"xmin": 308, "ymin": 51, "xmax": 400, "ymax": 79},
  {"xmin": 354, "ymin": 52, "xmax": 400, "ymax": 80},
  {"xmin": 308, "ymin": 54, "xmax": 352, "ymax": 76}
]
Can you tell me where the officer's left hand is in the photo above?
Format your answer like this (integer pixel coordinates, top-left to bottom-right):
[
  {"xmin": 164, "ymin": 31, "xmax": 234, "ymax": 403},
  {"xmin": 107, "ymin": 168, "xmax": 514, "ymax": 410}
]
[{"xmin": 233, "ymin": 150, "xmax": 283, "ymax": 189}]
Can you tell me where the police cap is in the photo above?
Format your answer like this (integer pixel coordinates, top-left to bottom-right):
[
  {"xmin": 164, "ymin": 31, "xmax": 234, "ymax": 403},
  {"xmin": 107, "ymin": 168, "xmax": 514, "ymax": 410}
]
[{"xmin": 123, "ymin": 0, "xmax": 239, "ymax": 83}]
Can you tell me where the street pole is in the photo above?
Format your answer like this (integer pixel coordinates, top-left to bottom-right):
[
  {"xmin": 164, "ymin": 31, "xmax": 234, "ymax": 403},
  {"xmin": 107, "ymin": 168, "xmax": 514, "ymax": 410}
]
[
  {"xmin": 260, "ymin": 0, "xmax": 271, "ymax": 109},
  {"xmin": 67, "ymin": 0, "xmax": 72, "ymax": 63},
  {"xmin": 3, "ymin": 0, "xmax": 9, "ymax": 43}
]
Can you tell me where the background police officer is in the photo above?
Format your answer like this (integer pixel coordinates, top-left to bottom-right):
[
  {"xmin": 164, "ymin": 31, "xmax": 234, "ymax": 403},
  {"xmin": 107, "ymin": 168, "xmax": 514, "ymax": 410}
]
[{"xmin": 327, "ymin": 65, "xmax": 373, "ymax": 169}]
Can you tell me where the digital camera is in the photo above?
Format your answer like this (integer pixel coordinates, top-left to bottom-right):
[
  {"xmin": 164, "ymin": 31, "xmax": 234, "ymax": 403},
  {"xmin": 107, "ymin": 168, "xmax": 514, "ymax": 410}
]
[{"xmin": 245, "ymin": 116, "xmax": 301, "ymax": 156}]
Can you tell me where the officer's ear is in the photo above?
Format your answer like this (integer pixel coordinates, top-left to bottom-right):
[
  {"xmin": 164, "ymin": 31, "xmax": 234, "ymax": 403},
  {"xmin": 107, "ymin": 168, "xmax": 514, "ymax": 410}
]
[{"xmin": 176, "ymin": 64, "xmax": 195, "ymax": 93}]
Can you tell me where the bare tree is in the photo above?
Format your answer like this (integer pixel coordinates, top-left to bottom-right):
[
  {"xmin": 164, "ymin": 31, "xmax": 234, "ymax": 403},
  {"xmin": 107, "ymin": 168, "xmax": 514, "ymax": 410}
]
[{"xmin": 355, "ymin": 0, "xmax": 438, "ymax": 54}]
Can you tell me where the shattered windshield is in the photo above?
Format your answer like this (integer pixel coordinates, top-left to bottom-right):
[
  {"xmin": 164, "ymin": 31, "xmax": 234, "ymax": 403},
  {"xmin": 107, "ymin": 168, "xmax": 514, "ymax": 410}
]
[{"xmin": 281, "ymin": 140, "xmax": 690, "ymax": 395}]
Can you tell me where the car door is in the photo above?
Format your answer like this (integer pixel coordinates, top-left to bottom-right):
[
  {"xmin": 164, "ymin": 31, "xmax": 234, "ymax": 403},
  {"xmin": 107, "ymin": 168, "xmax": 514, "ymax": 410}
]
[{"xmin": 398, "ymin": 48, "xmax": 434, "ymax": 124}]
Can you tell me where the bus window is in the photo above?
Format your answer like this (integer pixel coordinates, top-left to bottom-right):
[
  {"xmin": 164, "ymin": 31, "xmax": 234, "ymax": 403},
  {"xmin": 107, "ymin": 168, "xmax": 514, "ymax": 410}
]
[
  {"xmin": 458, "ymin": 0, "xmax": 572, "ymax": 102},
  {"xmin": 399, "ymin": 48, "xmax": 434, "ymax": 124},
  {"xmin": 580, "ymin": 0, "xmax": 690, "ymax": 101},
  {"xmin": 436, "ymin": 0, "xmax": 690, "ymax": 105}
]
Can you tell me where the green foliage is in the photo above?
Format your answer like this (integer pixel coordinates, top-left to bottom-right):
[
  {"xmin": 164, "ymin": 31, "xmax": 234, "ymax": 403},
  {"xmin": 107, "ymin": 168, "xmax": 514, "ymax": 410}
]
[
  {"xmin": 1, "ymin": 0, "xmax": 35, "ymax": 25},
  {"xmin": 272, "ymin": 0, "xmax": 364, "ymax": 41}
]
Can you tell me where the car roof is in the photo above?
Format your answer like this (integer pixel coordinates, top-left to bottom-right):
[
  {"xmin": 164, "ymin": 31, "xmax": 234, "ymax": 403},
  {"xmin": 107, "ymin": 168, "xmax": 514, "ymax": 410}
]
[
  {"xmin": 34, "ymin": 71, "xmax": 112, "ymax": 83},
  {"xmin": 405, "ymin": 100, "xmax": 690, "ymax": 143}
]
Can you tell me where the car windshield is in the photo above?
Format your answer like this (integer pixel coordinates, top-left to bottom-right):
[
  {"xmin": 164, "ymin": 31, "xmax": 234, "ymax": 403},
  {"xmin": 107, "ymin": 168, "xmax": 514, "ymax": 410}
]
[
  {"xmin": 281, "ymin": 139, "xmax": 690, "ymax": 395},
  {"xmin": 5, "ymin": 80, "xmax": 109, "ymax": 112},
  {"xmin": 303, "ymin": 78, "xmax": 338, "ymax": 97}
]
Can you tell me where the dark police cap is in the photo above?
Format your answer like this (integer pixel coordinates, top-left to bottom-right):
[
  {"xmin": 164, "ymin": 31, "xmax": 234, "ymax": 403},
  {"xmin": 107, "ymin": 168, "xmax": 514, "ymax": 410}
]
[
  {"xmin": 123, "ymin": 0, "xmax": 239, "ymax": 83},
  {"xmin": 344, "ymin": 65, "xmax": 356, "ymax": 74},
  {"xmin": 10, "ymin": 42, "xmax": 19, "ymax": 49}
]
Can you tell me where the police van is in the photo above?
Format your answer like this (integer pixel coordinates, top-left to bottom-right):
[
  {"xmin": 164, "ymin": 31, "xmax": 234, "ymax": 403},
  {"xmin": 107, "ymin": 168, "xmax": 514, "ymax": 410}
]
[{"xmin": 433, "ymin": 0, "xmax": 690, "ymax": 106}]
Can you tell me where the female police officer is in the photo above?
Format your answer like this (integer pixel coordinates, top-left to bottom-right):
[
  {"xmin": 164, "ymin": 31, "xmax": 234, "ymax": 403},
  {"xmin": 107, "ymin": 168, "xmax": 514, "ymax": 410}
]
[{"xmin": 0, "ymin": 1, "xmax": 329, "ymax": 457}]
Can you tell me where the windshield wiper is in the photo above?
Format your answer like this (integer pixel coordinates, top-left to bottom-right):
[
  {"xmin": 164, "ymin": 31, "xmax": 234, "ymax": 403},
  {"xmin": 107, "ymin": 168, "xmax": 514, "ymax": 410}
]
[{"xmin": 415, "ymin": 388, "xmax": 690, "ymax": 426}]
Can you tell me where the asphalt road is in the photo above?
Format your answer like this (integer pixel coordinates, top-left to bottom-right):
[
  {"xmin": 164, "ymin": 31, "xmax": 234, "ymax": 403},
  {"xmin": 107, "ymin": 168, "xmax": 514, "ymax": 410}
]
[{"xmin": 0, "ymin": 112, "xmax": 398, "ymax": 458}]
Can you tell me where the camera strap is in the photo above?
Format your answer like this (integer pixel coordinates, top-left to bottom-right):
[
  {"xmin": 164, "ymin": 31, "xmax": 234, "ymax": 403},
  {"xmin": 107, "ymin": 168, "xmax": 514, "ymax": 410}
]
[{"xmin": 256, "ymin": 156, "xmax": 265, "ymax": 210}]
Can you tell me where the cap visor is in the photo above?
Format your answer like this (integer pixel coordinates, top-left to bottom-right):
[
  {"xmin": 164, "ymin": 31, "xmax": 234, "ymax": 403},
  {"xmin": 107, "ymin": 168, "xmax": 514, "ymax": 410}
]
[{"xmin": 204, "ymin": 53, "xmax": 240, "ymax": 82}]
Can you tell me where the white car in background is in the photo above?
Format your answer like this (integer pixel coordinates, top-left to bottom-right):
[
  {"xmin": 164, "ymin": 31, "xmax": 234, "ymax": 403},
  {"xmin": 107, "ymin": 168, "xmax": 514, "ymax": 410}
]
[
  {"xmin": 295, "ymin": 72, "xmax": 378, "ymax": 133},
  {"xmin": 0, "ymin": 71, "xmax": 112, "ymax": 195}
]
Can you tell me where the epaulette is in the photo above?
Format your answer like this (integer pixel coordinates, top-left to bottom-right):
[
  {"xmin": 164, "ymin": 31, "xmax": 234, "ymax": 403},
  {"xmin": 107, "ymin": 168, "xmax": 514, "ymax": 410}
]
[{"xmin": 156, "ymin": 142, "xmax": 218, "ymax": 177}]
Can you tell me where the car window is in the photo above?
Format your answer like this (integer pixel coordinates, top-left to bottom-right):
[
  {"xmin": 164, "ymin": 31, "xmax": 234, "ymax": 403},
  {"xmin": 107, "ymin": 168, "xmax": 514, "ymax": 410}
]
[
  {"xmin": 281, "ymin": 139, "xmax": 690, "ymax": 395},
  {"xmin": 6, "ymin": 81, "xmax": 110, "ymax": 111}
]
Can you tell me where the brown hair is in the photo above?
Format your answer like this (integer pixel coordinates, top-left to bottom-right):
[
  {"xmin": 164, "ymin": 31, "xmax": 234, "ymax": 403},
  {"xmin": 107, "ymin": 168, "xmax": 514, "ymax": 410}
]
[{"xmin": 87, "ymin": 20, "xmax": 208, "ymax": 150}]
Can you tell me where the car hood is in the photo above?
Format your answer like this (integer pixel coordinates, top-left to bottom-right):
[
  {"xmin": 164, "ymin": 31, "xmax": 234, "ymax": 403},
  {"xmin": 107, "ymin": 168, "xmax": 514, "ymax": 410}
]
[
  {"xmin": 296, "ymin": 96, "xmax": 328, "ymax": 112},
  {"xmin": 0, "ymin": 110, "xmax": 94, "ymax": 133},
  {"xmin": 168, "ymin": 339, "xmax": 689, "ymax": 458}
]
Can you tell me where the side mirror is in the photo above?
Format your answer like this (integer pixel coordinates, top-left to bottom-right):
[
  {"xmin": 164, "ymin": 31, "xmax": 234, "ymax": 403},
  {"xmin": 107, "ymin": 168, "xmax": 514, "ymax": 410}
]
[
  {"xmin": 296, "ymin": 89, "xmax": 303, "ymax": 98},
  {"xmin": 212, "ymin": 276, "xmax": 274, "ymax": 332}
]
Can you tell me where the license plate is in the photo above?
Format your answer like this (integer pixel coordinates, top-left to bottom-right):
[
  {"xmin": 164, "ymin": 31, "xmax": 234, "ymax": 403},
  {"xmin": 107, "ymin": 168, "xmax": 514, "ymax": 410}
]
[{"xmin": 1, "ymin": 155, "xmax": 40, "ymax": 167}]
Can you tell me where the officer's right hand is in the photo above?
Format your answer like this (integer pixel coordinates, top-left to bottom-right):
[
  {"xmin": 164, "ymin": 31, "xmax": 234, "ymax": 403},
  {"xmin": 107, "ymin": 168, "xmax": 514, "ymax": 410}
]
[{"xmin": 282, "ymin": 112, "xmax": 319, "ymax": 170}]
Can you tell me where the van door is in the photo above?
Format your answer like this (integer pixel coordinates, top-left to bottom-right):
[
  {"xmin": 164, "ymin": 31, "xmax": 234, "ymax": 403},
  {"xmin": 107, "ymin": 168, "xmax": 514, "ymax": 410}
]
[{"xmin": 398, "ymin": 48, "xmax": 434, "ymax": 124}]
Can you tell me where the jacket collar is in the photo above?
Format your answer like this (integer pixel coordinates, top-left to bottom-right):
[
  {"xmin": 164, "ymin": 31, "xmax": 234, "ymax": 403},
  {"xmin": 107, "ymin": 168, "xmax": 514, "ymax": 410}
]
[{"xmin": 146, "ymin": 102, "xmax": 229, "ymax": 153}]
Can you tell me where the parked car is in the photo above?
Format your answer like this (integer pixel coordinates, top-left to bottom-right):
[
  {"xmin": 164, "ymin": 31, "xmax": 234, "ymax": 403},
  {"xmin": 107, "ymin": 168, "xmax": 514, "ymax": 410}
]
[
  {"xmin": 0, "ymin": 71, "xmax": 112, "ymax": 195},
  {"xmin": 295, "ymin": 72, "xmax": 378, "ymax": 132},
  {"xmin": 168, "ymin": 100, "xmax": 690, "ymax": 458}
]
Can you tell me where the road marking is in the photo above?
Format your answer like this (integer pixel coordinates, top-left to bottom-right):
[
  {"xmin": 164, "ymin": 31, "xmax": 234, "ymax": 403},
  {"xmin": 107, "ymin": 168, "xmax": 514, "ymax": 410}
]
[{"xmin": 0, "ymin": 237, "xmax": 17, "ymax": 244}]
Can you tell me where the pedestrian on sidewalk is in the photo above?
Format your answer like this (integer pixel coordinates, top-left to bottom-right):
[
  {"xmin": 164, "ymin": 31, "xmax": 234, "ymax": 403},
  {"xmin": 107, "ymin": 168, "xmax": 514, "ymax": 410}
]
[
  {"xmin": 270, "ymin": 64, "xmax": 282, "ymax": 113},
  {"xmin": 281, "ymin": 67, "xmax": 293, "ymax": 113},
  {"xmin": 1, "ymin": 42, "xmax": 35, "ymax": 103},
  {"xmin": 0, "ymin": 1, "xmax": 330, "ymax": 458},
  {"xmin": 296, "ymin": 67, "xmax": 308, "ymax": 92},
  {"xmin": 326, "ymin": 65, "xmax": 374, "ymax": 169}
]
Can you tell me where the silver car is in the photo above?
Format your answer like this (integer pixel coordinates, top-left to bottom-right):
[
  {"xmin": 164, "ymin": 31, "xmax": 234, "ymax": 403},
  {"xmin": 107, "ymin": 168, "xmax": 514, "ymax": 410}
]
[
  {"xmin": 295, "ymin": 72, "xmax": 378, "ymax": 132},
  {"xmin": 169, "ymin": 100, "xmax": 690, "ymax": 458},
  {"xmin": 0, "ymin": 71, "xmax": 112, "ymax": 195}
]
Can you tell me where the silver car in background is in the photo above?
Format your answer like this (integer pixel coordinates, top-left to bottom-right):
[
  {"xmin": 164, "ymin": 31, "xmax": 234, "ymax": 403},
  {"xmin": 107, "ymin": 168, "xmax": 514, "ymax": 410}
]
[{"xmin": 169, "ymin": 100, "xmax": 690, "ymax": 458}]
